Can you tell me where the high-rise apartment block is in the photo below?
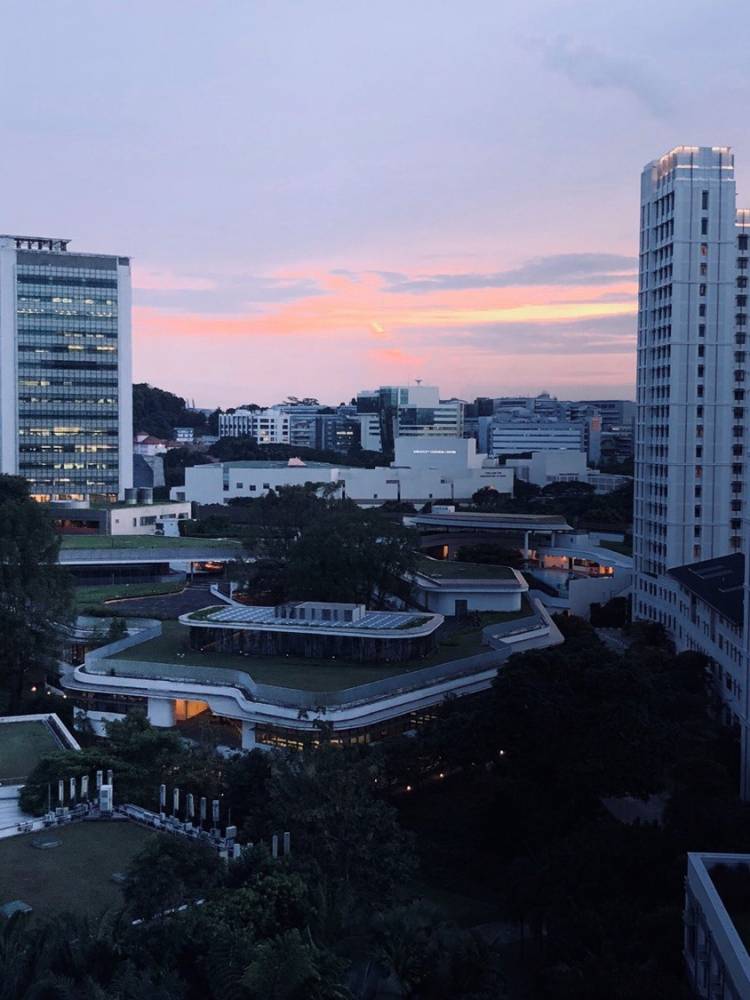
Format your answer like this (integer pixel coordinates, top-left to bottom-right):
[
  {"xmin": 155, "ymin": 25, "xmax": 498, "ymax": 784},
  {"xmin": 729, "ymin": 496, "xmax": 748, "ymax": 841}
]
[
  {"xmin": 632, "ymin": 147, "xmax": 750, "ymax": 791},
  {"xmin": 634, "ymin": 147, "xmax": 749, "ymax": 626},
  {"xmin": 0, "ymin": 235, "xmax": 132, "ymax": 501}
]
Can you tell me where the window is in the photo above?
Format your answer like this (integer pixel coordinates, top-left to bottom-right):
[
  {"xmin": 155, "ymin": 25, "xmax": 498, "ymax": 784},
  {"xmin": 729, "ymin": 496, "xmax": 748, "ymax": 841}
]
[
  {"xmin": 702, "ymin": 190, "xmax": 709, "ymax": 211},
  {"xmin": 701, "ymin": 243, "xmax": 708, "ymax": 256},
  {"xmin": 697, "ymin": 406, "xmax": 704, "ymax": 417},
  {"xmin": 698, "ymin": 345, "xmax": 705, "ymax": 357},
  {"xmin": 235, "ymin": 482, "xmax": 243, "ymax": 489},
  {"xmin": 699, "ymin": 324, "xmax": 706, "ymax": 337},
  {"xmin": 699, "ymin": 304, "xmax": 707, "ymax": 317},
  {"xmin": 695, "ymin": 505, "xmax": 702, "ymax": 517},
  {"xmin": 740, "ymin": 235, "xmax": 749, "ymax": 251},
  {"xmin": 701, "ymin": 218, "xmax": 708, "ymax": 235},
  {"xmin": 697, "ymin": 366, "xmax": 704, "ymax": 378},
  {"xmin": 263, "ymin": 482, "xmax": 270, "ymax": 489},
  {"xmin": 700, "ymin": 263, "xmax": 708, "ymax": 276},
  {"xmin": 695, "ymin": 445, "xmax": 702, "ymax": 458},
  {"xmin": 249, "ymin": 484, "xmax": 256, "ymax": 491},
  {"xmin": 699, "ymin": 284, "xmax": 707, "ymax": 297}
]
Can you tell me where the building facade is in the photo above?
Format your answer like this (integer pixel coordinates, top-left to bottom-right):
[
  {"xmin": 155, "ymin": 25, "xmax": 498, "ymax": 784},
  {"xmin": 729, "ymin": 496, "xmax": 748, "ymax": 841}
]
[
  {"xmin": 634, "ymin": 147, "xmax": 748, "ymax": 625},
  {"xmin": 0, "ymin": 235, "xmax": 132, "ymax": 501},
  {"xmin": 356, "ymin": 385, "xmax": 464, "ymax": 452},
  {"xmin": 219, "ymin": 408, "xmax": 291, "ymax": 444}
]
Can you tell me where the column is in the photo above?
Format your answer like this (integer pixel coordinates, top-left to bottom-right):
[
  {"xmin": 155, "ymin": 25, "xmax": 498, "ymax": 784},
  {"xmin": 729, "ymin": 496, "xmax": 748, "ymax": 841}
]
[
  {"xmin": 241, "ymin": 721, "xmax": 257, "ymax": 750},
  {"xmin": 147, "ymin": 698, "xmax": 176, "ymax": 728}
]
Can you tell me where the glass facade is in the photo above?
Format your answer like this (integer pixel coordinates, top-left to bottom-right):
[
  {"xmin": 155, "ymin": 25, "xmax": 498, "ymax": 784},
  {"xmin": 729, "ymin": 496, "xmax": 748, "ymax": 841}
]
[{"xmin": 15, "ymin": 255, "xmax": 121, "ymax": 500}]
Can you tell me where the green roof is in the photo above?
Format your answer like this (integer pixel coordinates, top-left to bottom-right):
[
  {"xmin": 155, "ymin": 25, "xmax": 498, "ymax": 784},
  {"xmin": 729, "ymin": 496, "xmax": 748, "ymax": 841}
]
[
  {"xmin": 60, "ymin": 535, "xmax": 242, "ymax": 551},
  {"xmin": 415, "ymin": 557, "xmax": 518, "ymax": 581}
]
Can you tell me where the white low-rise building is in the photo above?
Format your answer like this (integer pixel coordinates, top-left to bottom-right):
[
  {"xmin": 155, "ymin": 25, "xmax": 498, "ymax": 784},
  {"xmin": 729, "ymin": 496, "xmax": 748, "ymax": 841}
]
[
  {"xmin": 505, "ymin": 450, "xmax": 630, "ymax": 494},
  {"xmin": 172, "ymin": 437, "xmax": 513, "ymax": 506},
  {"xmin": 219, "ymin": 408, "xmax": 291, "ymax": 444},
  {"xmin": 410, "ymin": 556, "xmax": 528, "ymax": 616}
]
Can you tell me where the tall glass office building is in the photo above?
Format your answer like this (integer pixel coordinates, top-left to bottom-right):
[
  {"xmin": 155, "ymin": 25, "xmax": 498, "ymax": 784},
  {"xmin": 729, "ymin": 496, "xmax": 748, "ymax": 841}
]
[{"xmin": 0, "ymin": 235, "xmax": 132, "ymax": 501}]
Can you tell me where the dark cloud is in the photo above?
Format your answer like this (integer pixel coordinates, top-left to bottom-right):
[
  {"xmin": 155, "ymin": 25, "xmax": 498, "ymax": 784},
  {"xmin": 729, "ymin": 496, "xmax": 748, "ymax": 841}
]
[
  {"xmin": 542, "ymin": 37, "xmax": 674, "ymax": 117},
  {"xmin": 381, "ymin": 253, "xmax": 637, "ymax": 294}
]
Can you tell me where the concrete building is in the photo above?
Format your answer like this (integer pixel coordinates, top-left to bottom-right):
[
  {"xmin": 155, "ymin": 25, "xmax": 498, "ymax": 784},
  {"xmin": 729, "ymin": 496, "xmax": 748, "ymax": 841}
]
[
  {"xmin": 219, "ymin": 408, "xmax": 291, "ymax": 444},
  {"xmin": 410, "ymin": 557, "xmax": 528, "ymax": 616},
  {"xmin": 631, "ymin": 146, "xmax": 750, "ymax": 795},
  {"xmin": 489, "ymin": 419, "xmax": 586, "ymax": 456},
  {"xmin": 684, "ymin": 852, "xmax": 750, "ymax": 998},
  {"xmin": 172, "ymin": 436, "xmax": 513, "ymax": 506},
  {"xmin": 633, "ymin": 149, "xmax": 747, "ymax": 620},
  {"xmin": 62, "ymin": 595, "xmax": 563, "ymax": 750},
  {"xmin": 356, "ymin": 385, "xmax": 463, "ymax": 452},
  {"xmin": 49, "ymin": 497, "xmax": 192, "ymax": 537},
  {"xmin": 505, "ymin": 450, "xmax": 631, "ymax": 494},
  {"xmin": 634, "ymin": 146, "xmax": 745, "ymax": 610},
  {"xmin": 0, "ymin": 234, "xmax": 132, "ymax": 501}
]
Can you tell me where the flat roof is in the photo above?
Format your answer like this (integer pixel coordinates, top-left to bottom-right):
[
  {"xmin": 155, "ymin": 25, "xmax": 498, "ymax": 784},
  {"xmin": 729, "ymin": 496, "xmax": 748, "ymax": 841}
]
[
  {"xmin": 415, "ymin": 556, "xmax": 519, "ymax": 582},
  {"xmin": 183, "ymin": 604, "xmax": 439, "ymax": 635},
  {"xmin": 221, "ymin": 460, "xmax": 340, "ymax": 469},
  {"xmin": 668, "ymin": 553, "xmax": 744, "ymax": 628},
  {"xmin": 407, "ymin": 511, "xmax": 573, "ymax": 530}
]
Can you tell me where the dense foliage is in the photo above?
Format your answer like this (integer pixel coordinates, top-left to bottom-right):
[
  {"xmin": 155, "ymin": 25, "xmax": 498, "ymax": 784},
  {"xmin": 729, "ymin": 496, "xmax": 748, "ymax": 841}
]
[
  {"xmin": 133, "ymin": 383, "xmax": 219, "ymax": 440},
  {"xmin": 0, "ymin": 476, "xmax": 73, "ymax": 712},
  {"xmin": 472, "ymin": 480, "xmax": 633, "ymax": 528},
  {"xmin": 13, "ymin": 618, "xmax": 747, "ymax": 997}
]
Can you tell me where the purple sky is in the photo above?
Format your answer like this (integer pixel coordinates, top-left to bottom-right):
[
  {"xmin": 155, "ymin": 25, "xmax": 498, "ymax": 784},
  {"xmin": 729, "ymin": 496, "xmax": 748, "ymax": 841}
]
[{"xmin": 3, "ymin": 0, "xmax": 749, "ymax": 406}]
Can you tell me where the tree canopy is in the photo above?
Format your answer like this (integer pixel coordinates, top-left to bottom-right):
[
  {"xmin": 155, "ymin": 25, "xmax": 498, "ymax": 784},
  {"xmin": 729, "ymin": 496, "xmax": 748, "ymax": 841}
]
[{"xmin": 0, "ymin": 475, "xmax": 73, "ymax": 711}]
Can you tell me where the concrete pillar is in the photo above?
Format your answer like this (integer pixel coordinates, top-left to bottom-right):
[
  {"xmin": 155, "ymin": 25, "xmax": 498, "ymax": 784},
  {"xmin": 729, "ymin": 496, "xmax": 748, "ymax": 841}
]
[
  {"xmin": 147, "ymin": 697, "xmax": 176, "ymax": 728},
  {"xmin": 241, "ymin": 720, "xmax": 257, "ymax": 750},
  {"xmin": 523, "ymin": 530, "xmax": 530, "ymax": 564}
]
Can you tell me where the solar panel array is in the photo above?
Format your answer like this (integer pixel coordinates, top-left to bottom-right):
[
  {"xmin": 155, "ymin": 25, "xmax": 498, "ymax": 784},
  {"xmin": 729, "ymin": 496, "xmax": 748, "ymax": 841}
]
[{"xmin": 201, "ymin": 606, "xmax": 420, "ymax": 631}]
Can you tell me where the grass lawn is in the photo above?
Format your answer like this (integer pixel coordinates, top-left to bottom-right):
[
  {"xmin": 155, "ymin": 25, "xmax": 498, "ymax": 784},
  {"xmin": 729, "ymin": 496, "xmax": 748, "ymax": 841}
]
[
  {"xmin": 415, "ymin": 556, "xmax": 518, "ymax": 581},
  {"xmin": 108, "ymin": 610, "xmax": 534, "ymax": 691},
  {"xmin": 0, "ymin": 721, "xmax": 60, "ymax": 783},
  {"xmin": 61, "ymin": 535, "xmax": 242, "ymax": 551},
  {"xmin": 74, "ymin": 579, "xmax": 186, "ymax": 611},
  {"xmin": 0, "ymin": 821, "xmax": 153, "ymax": 917}
]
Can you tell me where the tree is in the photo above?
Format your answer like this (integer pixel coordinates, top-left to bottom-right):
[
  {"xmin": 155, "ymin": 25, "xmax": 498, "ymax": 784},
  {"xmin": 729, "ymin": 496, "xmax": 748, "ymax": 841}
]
[
  {"xmin": 124, "ymin": 835, "xmax": 222, "ymax": 920},
  {"xmin": 133, "ymin": 383, "xmax": 208, "ymax": 439},
  {"xmin": 0, "ymin": 476, "xmax": 73, "ymax": 711},
  {"xmin": 285, "ymin": 508, "xmax": 417, "ymax": 607},
  {"xmin": 269, "ymin": 749, "xmax": 416, "ymax": 908}
]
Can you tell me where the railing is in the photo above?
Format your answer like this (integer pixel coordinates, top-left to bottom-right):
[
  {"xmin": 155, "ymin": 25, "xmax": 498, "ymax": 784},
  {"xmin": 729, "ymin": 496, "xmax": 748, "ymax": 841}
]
[{"xmin": 79, "ymin": 609, "xmax": 548, "ymax": 712}]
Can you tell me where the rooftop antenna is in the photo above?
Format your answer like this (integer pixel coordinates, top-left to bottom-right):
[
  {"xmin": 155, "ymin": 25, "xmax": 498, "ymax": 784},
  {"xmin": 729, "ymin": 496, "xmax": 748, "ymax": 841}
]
[{"xmin": 415, "ymin": 378, "xmax": 422, "ymax": 385}]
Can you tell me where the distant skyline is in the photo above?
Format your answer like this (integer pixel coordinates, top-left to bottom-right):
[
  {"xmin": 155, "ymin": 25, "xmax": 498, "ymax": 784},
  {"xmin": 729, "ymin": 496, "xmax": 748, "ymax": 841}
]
[{"xmin": 2, "ymin": 0, "xmax": 749, "ymax": 406}]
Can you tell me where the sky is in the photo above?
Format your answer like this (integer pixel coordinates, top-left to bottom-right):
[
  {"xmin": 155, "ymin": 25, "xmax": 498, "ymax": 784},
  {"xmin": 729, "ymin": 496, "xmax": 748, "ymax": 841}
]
[{"xmin": 2, "ymin": 0, "xmax": 749, "ymax": 407}]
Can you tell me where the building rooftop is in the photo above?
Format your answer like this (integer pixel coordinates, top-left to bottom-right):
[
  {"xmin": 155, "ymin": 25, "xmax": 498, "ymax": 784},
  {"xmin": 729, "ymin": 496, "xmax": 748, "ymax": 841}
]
[
  {"xmin": 0, "ymin": 234, "xmax": 70, "ymax": 251},
  {"xmin": 219, "ymin": 460, "xmax": 341, "ymax": 470},
  {"xmin": 406, "ymin": 511, "xmax": 573, "ymax": 530},
  {"xmin": 183, "ymin": 603, "xmax": 440, "ymax": 635},
  {"xmin": 668, "ymin": 553, "xmax": 744, "ymax": 629},
  {"xmin": 414, "ymin": 556, "xmax": 519, "ymax": 582}
]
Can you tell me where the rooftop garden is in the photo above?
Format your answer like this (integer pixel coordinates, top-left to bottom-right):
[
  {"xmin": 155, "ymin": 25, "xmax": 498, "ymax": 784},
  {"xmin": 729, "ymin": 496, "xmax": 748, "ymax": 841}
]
[
  {"xmin": 104, "ymin": 608, "xmax": 534, "ymax": 692},
  {"xmin": 60, "ymin": 535, "xmax": 242, "ymax": 551},
  {"xmin": 414, "ymin": 557, "xmax": 518, "ymax": 581},
  {"xmin": 0, "ymin": 720, "xmax": 61, "ymax": 783}
]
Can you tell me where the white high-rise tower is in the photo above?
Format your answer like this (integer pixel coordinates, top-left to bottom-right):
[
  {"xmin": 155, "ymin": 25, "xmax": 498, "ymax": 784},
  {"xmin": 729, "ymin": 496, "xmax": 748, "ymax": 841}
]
[{"xmin": 634, "ymin": 146, "xmax": 748, "ymax": 627}]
